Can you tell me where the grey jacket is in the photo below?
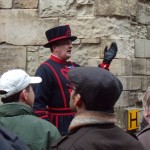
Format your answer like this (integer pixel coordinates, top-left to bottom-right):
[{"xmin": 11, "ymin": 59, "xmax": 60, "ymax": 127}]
[{"xmin": 137, "ymin": 124, "xmax": 150, "ymax": 150}]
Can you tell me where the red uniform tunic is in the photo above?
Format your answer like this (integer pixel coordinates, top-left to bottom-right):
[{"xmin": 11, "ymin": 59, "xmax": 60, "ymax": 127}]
[{"xmin": 33, "ymin": 55, "xmax": 79, "ymax": 135}]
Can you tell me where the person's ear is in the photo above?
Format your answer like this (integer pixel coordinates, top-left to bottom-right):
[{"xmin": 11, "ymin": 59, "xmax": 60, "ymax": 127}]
[
  {"xmin": 143, "ymin": 107, "xmax": 150, "ymax": 123},
  {"xmin": 74, "ymin": 94, "xmax": 82, "ymax": 107},
  {"xmin": 52, "ymin": 44, "xmax": 57, "ymax": 51},
  {"xmin": 145, "ymin": 111, "xmax": 150, "ymax": 118},
  {"xmin": 20, "ymin": 90, "xmax": 28, "ymax": 103}
]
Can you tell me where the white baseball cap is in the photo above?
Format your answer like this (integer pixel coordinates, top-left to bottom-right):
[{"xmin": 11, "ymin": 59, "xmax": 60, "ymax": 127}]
[{"xmin": 0, "ymin": 69, "xmax": 42, "ymax": 98}]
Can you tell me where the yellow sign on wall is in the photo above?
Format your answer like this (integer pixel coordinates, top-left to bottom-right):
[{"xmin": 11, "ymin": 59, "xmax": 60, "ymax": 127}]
[{"xmin": 127, "ymin": 109, "xmax": 139, "ymax": 131}]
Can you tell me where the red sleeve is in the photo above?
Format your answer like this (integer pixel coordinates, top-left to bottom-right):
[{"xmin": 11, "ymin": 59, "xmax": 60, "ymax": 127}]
[{"xmin": 98, "ymin": 62, "xmax": 110, "ymax": 71}]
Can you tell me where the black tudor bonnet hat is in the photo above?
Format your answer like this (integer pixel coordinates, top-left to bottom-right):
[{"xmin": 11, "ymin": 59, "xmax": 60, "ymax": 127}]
[
  {"xmin": 44, "ymin": 25, "xmax": 77, "ymax": 48},
  {"xmin": 68, "ymin": 67, "xmax": 123, "ymax": 113}
]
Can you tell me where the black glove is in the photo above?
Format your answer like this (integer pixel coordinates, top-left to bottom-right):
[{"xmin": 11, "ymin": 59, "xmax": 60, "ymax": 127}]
[{"xmin": 103, "ymin": 42, "xmax": 118, "ymax": 64}]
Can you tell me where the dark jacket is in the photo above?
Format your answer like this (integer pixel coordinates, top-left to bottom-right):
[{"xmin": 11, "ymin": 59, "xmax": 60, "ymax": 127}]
[
  {"xmin": 0, "ymin": 126, "xmax": 29, "ymax": 150},
  {"xmin": 137, "ymin": 124, "xmax": 150, "ymax": 150},
  {"xmin": 0, "ymin": 103, "xmax": 60, "ymax": 150},
  {"xmin": 52, "ymin": 111, "xmax": 144, "ymax": 150}
]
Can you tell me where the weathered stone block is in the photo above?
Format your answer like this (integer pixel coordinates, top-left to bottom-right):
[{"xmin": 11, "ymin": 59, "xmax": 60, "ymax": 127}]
[
  {"xmin": 147, "ymin": 59, "xmax": 150, "ymax": 75},
  {"xmin": 0, "ymin": 9, "xmax": 58, "ymax": 46},
  {"xmin": 131, "ymin": 24, "xmax": 147, "ymax": 39},
  {"xmin": 0, "ymin": 0, "xmax": 12, "ymax": 8},
  {"xmin": 137, "ymin": 92, "xmax": 145, "ymax": 103},
  {"xmin": 13, "ymin": 0, "xmax": 38, "ymax": 9},
  {"xmin": 147, "ymin": 25, "xmax": 150, "ymax": 40},
  {"xmin": 27, "ymin": 46, "xmax": 39, "ymax": 75},
  {"xmin": 27, "ymin": 46, "xmax": 52, "ymax": 75},
  {"xmin": 145, "ymin": 40, "xmax": 150, "ymax": 57},
  {"xmin": 76, "ymin": 0, "xmax": 94, "ymax": 16},
  {"xmin": 39, "ymin": 0, "xmax": 76, "ymax": 17},
  {"xmin": 39, "ymin": 0, "xmax": 94, "ymax": 17},
  {"xmin": 117, "ymin": 39, "xmax": 134, "ymax": 59},
  {"xmin": 130, "ymin": 91, "xmax": 144, "ymax": 104},
  {"xmin": 94, "ymin": 0, "xmax": 137, "ymax": 17},
  {"xmin": 132, "ymin": 58, "xmax": 146, "ymax": 75},
  {"xmin": 0, "ymin": 45, "xmax": 26, "ymax": 75},
  {"xmin": 59, "ymin": 17, "xmax": 130, "ymax": 39},
  {"xmin": 115, "ymin": 91, "xmax": 130, "ymax": 107},
  {"xmin": 135, "ymin": 39, "xmax": 150, "ymax": 58},
  {"xmin": 118, "ymin": 76, "xmax": 141, "ymax": 90},
  {"xmin": 81, "ymin": 38, "xmax": 100, "ymax": 44},
  {"xmin": 39, "ymin": 47, "xmax": 51, "ymax": 64},
  {"xmin": 116, "ymin": 91, "xmax": 142, "ymax": 107},
  {"xmin": 115, "ymin": 107, "xmax": 126, "ymax": 129},
  {"xmin": 136, "ymin": 3, "xmax": 150, "ymax": 24},
  {"xmin": 71, "ymin": 44, "xmax": 100, "ymax": 66},
  {"xmin": 110, "ymin": 59, "xmax": 132, "ymax": 76},
  {"xmin": 141, "ymin": 76, "xmax": 150, "ymax": 91},
  {"xmin": 87, "ymin": 58, "xmax": 100, "ymax": 67},
  {"xmin": 135, "ymin": 39, "xmax": 145, "ymax": 57}
]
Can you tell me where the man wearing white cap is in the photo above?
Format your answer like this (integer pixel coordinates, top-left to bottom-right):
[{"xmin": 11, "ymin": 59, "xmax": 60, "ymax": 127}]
[{"xmin": 0, "ymin": 69, "xmax": 60, "ymax": 150}]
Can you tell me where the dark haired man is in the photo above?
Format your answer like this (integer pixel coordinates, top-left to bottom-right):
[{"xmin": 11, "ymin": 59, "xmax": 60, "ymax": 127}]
[{"xmin": 52, "ymin": 67, "xmax": 144, "ymax": 150}]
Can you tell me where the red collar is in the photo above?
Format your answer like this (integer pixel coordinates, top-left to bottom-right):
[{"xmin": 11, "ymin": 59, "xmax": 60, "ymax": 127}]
[{"xmin": 50, "ymin": 55, "xmax": 67, "ymax": 64}]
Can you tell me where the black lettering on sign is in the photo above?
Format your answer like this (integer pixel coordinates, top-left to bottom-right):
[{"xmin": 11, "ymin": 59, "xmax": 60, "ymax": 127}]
[{"xmin": 129, "ymin": 112, "xmax": 138, "ymax": 128}]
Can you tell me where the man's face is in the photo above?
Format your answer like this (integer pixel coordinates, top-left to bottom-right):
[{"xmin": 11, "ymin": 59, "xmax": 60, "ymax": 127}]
[
  {"xmin": 143, "ymin": 106, "xmax": 150, "ymax": 124},
  {"xmin": 53, "ymin": 39, "xmax": 73, "ymax": 60}
]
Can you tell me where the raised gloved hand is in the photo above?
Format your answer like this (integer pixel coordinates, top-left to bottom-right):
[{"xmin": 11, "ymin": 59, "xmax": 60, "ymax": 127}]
[
  {"xmin": 103, "ymin": 42, "xmax": 118, "ymax": 64},
  {"xmin": 98, "ymin": 42, "xmax": 118, "ymax": 70}
]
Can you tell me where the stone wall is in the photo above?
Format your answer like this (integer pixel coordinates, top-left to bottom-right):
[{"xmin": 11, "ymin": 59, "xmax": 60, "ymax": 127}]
[{"xmin": 0, "ymin": 0, "xmax": 150, "ymax": 130}]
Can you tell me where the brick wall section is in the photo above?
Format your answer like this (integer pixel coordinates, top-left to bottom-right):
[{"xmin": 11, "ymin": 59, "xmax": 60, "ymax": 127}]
[{"xmin": 0, "ymin": 0, "xmax": 150, "ymax": 130}]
